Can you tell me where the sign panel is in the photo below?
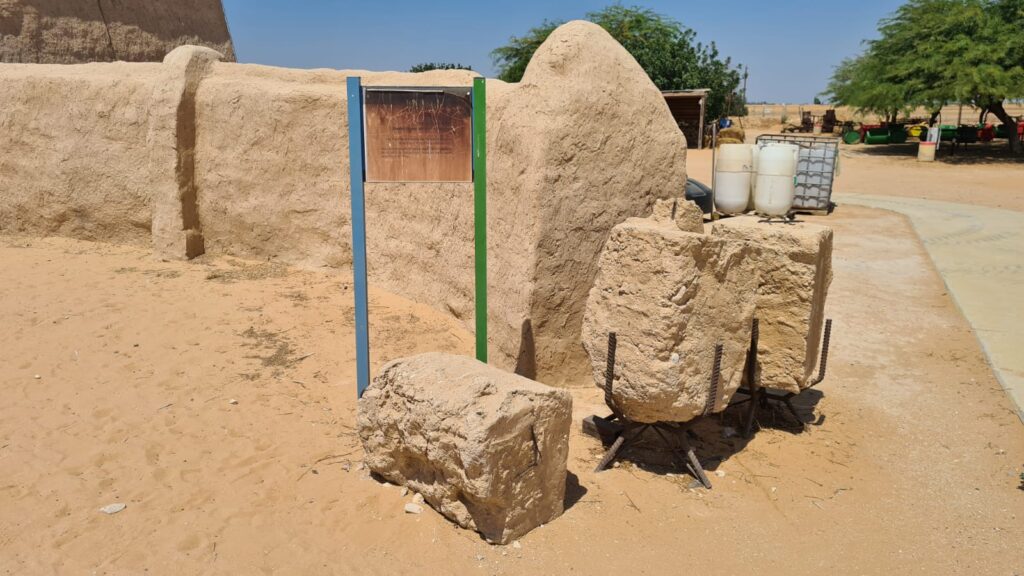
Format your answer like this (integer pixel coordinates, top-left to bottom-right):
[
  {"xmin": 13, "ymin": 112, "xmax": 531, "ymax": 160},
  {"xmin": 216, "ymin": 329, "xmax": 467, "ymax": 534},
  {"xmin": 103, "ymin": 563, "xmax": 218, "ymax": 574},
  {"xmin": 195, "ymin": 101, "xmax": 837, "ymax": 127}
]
[{"xmin": 364, "ymin": 87, "xmax": 473, "ymax": 182}]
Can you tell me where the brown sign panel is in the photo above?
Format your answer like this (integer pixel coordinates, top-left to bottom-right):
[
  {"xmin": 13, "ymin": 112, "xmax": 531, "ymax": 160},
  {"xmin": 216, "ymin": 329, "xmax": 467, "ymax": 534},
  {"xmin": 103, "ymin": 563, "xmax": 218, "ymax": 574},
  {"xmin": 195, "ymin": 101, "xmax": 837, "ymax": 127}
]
[{"xmin": 363, "ymin": 87, "xmax": 473, "ymax": 182}]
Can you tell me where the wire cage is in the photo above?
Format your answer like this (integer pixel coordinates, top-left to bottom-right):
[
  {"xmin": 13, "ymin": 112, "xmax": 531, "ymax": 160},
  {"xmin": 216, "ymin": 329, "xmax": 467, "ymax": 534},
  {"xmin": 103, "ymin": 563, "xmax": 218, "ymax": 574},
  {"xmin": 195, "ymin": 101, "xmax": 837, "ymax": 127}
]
[{"xmin": 755, "ymin": 134, "xmax": 839, "ymax": 213}]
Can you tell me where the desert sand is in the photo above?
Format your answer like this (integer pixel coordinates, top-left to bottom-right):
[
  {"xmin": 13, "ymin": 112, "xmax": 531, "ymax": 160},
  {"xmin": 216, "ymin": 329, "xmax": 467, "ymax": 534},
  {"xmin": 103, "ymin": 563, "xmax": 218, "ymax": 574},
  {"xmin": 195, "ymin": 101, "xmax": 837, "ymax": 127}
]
[{"xmin": 2, "ymin": 146, "xmax": 1023, "ymax": 573}]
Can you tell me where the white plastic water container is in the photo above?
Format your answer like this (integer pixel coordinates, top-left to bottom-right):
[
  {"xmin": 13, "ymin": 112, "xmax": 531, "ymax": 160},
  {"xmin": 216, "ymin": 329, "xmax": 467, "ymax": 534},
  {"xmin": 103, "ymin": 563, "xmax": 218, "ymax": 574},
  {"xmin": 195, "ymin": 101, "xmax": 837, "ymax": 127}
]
[
  {"xmin": 754, "ymin": 143, "xmax": 799, "ymax": 216},
  {"xmin": 714, "ymin": 144, "xmax": 754, "ymax": 214}
]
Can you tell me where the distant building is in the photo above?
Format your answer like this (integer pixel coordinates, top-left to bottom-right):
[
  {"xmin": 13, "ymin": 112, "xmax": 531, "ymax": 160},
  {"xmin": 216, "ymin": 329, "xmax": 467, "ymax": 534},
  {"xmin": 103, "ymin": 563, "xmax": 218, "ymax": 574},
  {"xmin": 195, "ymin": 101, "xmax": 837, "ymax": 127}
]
[
  {"xmin": 0, "ymin": 0, "xmax": 235, "ymax": 63},
  {"xmin": 662, "ymin": 89, "xmax": 709, "ymax": 149}
]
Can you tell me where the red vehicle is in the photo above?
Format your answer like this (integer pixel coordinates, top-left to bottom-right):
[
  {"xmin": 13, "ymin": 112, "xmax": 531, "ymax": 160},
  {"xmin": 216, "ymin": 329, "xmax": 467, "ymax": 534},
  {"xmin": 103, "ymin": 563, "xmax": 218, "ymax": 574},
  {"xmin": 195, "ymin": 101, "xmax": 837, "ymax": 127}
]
[{"xmin": 995, "ymin": 121, "xmax": 1024, "ymax": 139}]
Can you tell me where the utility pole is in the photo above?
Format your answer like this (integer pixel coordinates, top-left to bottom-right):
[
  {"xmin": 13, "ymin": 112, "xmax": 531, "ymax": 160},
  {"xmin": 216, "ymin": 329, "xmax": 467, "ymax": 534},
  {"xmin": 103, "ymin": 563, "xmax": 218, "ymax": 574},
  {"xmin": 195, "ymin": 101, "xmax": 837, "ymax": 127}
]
[{"xmin": 742, "ymin": 65, "xmax": 749, "ymax": 116}]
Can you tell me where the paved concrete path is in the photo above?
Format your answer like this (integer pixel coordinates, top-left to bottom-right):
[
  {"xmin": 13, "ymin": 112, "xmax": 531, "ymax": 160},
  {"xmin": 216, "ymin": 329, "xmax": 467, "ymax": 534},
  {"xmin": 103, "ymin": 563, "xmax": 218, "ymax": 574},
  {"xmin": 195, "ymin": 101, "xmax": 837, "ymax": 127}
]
[{"xmin": 839, "ymin": 194, "xmax": 1024, "ymax": 422}]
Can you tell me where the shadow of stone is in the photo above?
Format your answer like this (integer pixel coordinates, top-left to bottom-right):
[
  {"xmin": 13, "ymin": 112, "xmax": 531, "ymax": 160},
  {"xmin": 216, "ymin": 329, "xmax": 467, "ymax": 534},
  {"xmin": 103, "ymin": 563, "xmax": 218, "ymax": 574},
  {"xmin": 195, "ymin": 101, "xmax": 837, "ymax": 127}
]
[
  {"xmin": 514, "ymin": 318, "xmax": 536, "ymax": 380},
  {"xmin": 586, "ymin": 387, "xmax": 828, "ymax": 480},
  {"xmin": 563, "ymin": 471, "xmax": 587, "ymax": 511}
]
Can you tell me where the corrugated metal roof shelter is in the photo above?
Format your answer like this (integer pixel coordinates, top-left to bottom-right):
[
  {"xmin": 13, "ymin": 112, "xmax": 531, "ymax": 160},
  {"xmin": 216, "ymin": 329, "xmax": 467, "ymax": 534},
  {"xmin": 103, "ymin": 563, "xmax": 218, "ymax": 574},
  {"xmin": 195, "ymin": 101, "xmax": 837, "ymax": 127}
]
[{"xmin": 662, "ymin": 89, "xmax": 708, "ymax": 149}]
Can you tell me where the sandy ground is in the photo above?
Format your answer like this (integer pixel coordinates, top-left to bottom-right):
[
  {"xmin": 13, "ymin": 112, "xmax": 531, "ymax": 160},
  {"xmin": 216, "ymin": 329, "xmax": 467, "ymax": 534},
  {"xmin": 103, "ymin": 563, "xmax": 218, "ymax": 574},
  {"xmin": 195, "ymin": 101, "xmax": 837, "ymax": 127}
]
[
  {"xmin": 834, "ymin": 146, "xmax": 1024, "ymax": 212},
  {"xmin": 841, "ymin": 194, "xmax": 1024, "ymax": 421},
  {"xmin": 2, "ymin": 187, "xmax": 1023, "ymax": 573}
]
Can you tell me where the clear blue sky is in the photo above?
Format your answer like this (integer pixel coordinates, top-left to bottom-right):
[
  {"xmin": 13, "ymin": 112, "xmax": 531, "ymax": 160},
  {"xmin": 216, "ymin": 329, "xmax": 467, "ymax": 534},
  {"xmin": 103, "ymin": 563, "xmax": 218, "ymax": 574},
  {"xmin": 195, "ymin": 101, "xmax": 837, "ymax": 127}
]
[{"xmin": 221, "ymin": 0, "xmax": 904, "ymax": 103}]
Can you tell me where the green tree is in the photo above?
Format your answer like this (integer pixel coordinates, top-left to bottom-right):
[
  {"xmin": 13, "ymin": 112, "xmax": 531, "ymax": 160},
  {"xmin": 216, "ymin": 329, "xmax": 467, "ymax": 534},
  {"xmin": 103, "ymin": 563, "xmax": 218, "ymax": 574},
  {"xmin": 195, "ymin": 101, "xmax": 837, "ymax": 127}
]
[
  {"xmin": 822, "ymin": 54, "xmax": 915, "ymax": 123},
  {"xmin": 823, "ymin": 0, "xmax": 1024, "ymax": 152},
  {"xmin": 409, "ymin": 62, "xmax": 473, "ymax": 72},
  {"xmin": 490, "ymin": 19, "xmax": 561, "ymax": 85},
  {"xmin": 491, "ymin": 6, "xmax": 744, "ymax": 122}
]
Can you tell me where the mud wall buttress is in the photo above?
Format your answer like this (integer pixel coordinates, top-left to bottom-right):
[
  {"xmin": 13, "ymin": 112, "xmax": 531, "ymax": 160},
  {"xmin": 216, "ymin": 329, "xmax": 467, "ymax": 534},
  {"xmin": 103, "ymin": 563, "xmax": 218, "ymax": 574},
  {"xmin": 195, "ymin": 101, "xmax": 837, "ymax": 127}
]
[{"xmin": 149, "ymin": 45, "xmax": 223, "ymax": 260}]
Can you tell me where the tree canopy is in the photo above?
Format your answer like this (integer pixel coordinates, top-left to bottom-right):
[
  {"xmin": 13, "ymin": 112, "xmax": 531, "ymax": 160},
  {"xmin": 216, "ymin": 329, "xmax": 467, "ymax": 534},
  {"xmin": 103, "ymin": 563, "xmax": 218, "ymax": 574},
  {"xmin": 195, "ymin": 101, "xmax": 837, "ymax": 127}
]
[
  {"xmin": 823, "ymin": 0, "xmax": 1024, "ymax": 151},
  {"xmin": 490, "ymin": 5, "xmax": 745, "ymax": 122},
  {"xmin": 408, "ymin": 62, "xmax": 473, "ymax": 73}
]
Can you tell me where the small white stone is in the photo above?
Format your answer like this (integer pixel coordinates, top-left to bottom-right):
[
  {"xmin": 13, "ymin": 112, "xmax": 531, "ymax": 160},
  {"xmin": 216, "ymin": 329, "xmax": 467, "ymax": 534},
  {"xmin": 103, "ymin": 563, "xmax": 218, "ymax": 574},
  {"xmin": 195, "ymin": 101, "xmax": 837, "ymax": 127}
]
[
  {"xmin": 404, "ymin": 503, "xmax": 423, "ymax": 514},
  {"xmin": 400, "ymin": 487, "xmax": 409, "ymax": 497},
  {"xmin": 412, "ymin": 493, "xmax": 424, "ymax": 505},
  {"xmin": 99, "ymin": 503, "xmax": 126, "ymax": 515},
  {"xmin": 228, "ymin": 399, "xmax": 238, "ymax": 405},
  {"xmin": 33, "ymin": 374, "xmax": 41, "ymax": 380},
  {"xmin": 714, "ymin": 470, "xmax": 726, "ymax": 478},
  {"xmin": 512, "ymin": 540, "xmax": 521, "ymax": 549},
  {"xmin": 670, "ymin": 352, "xmax": 680, "ymax": 365}
]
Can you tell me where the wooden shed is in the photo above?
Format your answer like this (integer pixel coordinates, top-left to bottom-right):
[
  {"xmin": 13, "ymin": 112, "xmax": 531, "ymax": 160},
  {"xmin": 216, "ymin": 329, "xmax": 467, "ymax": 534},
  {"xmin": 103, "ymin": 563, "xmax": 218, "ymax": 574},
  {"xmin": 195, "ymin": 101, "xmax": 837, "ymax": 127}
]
[{"xmin": 662, "ymin": 89, "xmax": 708, "ymax": 149}]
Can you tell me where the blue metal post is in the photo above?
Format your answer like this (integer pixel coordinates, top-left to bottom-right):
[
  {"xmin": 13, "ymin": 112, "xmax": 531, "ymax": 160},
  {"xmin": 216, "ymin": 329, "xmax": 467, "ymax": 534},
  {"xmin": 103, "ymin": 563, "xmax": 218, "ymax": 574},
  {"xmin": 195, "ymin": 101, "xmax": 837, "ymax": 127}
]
[{"xmin": 347, "ymin": 77, "xmax": 370, "ymax": 398}]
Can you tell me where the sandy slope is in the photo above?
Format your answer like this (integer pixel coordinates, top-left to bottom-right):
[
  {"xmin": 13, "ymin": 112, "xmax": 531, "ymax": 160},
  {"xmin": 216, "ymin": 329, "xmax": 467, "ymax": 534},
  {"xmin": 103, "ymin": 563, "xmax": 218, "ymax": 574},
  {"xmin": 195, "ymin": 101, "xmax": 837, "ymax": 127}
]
[{"xmin": 1, "ymin": 202, "xmax": 1021, "ymax": 574}]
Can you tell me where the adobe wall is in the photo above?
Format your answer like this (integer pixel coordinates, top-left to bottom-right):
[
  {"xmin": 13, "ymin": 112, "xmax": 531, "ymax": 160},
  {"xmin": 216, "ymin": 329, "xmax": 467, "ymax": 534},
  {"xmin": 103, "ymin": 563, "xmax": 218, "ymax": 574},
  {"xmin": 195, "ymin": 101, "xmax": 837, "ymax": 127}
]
[
  {"xmin": 190, "ymin": 64, "xmax": 510, "ymax": 363},
  {"xmin": 507, "ymin": 22, "xmax": 689, "ymax": 385},
  {"xmin": 0, "ymin": 21, "xmax": 688, "ymax": 386},
  {"xmin": 0, "ymin": 61, "xmax": 165, "ymax": 244},
  {"xmin": 0, "ymin": 0, "xmax": 235, "ymax": 63}
]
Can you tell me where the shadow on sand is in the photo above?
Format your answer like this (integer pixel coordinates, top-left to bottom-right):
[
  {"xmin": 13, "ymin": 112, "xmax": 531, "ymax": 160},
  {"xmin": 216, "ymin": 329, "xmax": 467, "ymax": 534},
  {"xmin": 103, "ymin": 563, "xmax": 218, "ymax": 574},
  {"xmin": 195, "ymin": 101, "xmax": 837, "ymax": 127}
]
[
  {"xmin": 586, "ymin": 388, "xmax": 827, "ymax": 483},
  {"xmin": 845, "ymin": 141, "xmax": 1023, "ymax": 165}
]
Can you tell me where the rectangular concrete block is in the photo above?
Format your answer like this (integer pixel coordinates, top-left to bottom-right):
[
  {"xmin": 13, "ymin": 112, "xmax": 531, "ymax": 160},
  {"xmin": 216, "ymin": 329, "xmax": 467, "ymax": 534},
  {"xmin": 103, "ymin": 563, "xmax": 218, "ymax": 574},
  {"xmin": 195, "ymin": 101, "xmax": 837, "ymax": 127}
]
[
  {"xmin": 582, "ymin": 218, "xmax": 760, "ymax": 423},
  {"xmin": 357, "ymin": 353, "xmax": 572, "ymax": 544},
  {"xmin": 711, "ymin": 216, "xmax": 833, "ymax": 393}
]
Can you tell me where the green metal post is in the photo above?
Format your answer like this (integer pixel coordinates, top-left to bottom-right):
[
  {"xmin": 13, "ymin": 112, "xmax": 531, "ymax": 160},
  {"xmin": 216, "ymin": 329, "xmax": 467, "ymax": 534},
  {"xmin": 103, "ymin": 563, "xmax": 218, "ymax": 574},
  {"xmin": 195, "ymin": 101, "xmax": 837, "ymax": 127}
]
[{"xmin": 473, "ymin": 77, "xmax": 487, "ymax": 363}]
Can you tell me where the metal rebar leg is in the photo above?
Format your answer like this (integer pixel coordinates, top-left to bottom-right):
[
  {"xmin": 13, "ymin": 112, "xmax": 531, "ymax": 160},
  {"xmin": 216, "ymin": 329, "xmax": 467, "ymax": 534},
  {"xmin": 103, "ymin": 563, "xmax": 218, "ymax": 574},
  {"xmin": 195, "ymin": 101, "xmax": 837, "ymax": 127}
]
[
  {"xmin": 594, "ymin": 434, "xmax": 626, "ymax": 472},
  {"xmin": 743, "ymin": 388, "xmax": 761, "ymax": 438},
  {"xmin": 595, "ymin": 332, "xmax": 628, "ymax": 472},
  {"xmin": 742, "ymin": 318, "xmax": 760, "ymax": 438},
  {"xmin": 783, "ymin": 396, "xmax": 806, "ymax": 430},
  {"xmin": 703, "ymin": 344, "xmax": 723, "ymax": 416},
  {"xmin": 603, "ymin": 332, "xmax": 618, "ymax": 416},
  {"xmin": 651, "ymin": 425, "xmax": 712, "ymax": 489},
  {"xmin": 684, "ymin": 441, "xmax": 712, "ymax": 489},
  {"xmin": 809, "ymin": 319, "xmax": 832, "ymax": 387}
]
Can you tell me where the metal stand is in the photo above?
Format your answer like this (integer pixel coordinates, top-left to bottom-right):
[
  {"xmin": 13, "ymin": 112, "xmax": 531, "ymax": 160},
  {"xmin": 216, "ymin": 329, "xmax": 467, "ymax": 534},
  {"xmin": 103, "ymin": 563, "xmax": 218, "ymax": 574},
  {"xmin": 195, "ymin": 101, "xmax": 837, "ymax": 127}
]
[
  {"xmin": 731, "ymin": 318, "xmax": 833, "ymax": 437},
  {"xmin": 757, "ymin": 213, "xmax": 798, "ymax": 224},
  {"xmin": 582, "ymin": 333, "xmax": 719, "ymax": 489}
]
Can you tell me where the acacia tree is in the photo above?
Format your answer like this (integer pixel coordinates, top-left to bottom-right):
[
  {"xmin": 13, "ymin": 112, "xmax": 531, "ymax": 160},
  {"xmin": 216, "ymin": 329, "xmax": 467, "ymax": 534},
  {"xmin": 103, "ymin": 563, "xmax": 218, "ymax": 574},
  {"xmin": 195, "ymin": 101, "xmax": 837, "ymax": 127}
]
[
  {"xmin": 491, "ymin": 6, "xmax": 745, "ymax": 122},
  {"xmin": 823, "ymin": 55, "xmax": 915, "ymax": 122},
  {"xmin": 824, "ymin": 0, "xmax": 1024, "ymax": 152},
  {"xmin": 959, "ymin": 0, "xmax": 1024, "ymax": 152}
]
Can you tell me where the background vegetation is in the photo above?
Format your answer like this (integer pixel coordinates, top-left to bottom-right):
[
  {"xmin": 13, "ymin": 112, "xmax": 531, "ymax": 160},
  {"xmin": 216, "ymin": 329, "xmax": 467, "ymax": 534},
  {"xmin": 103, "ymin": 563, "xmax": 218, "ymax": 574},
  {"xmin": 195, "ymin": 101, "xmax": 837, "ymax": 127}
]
[
  {"xmin": 490, "ymin": 5, "xmax": 746, "ymax": 122},
  {"xmin": 822, "ymin": 0, "xmax": 1023, "ymax": 152}
]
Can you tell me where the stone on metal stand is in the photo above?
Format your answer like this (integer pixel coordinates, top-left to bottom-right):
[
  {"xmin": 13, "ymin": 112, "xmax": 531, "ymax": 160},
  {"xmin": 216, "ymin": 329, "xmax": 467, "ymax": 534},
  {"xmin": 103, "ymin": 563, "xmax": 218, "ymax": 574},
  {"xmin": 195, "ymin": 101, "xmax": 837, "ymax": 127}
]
[
  {"xmin": 731, "ymin": 318, "xmax": 833, "ymax": 436},
  {"xmin": 583, "ymin": 332, "xmax": 717, "ymax": 489}
]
